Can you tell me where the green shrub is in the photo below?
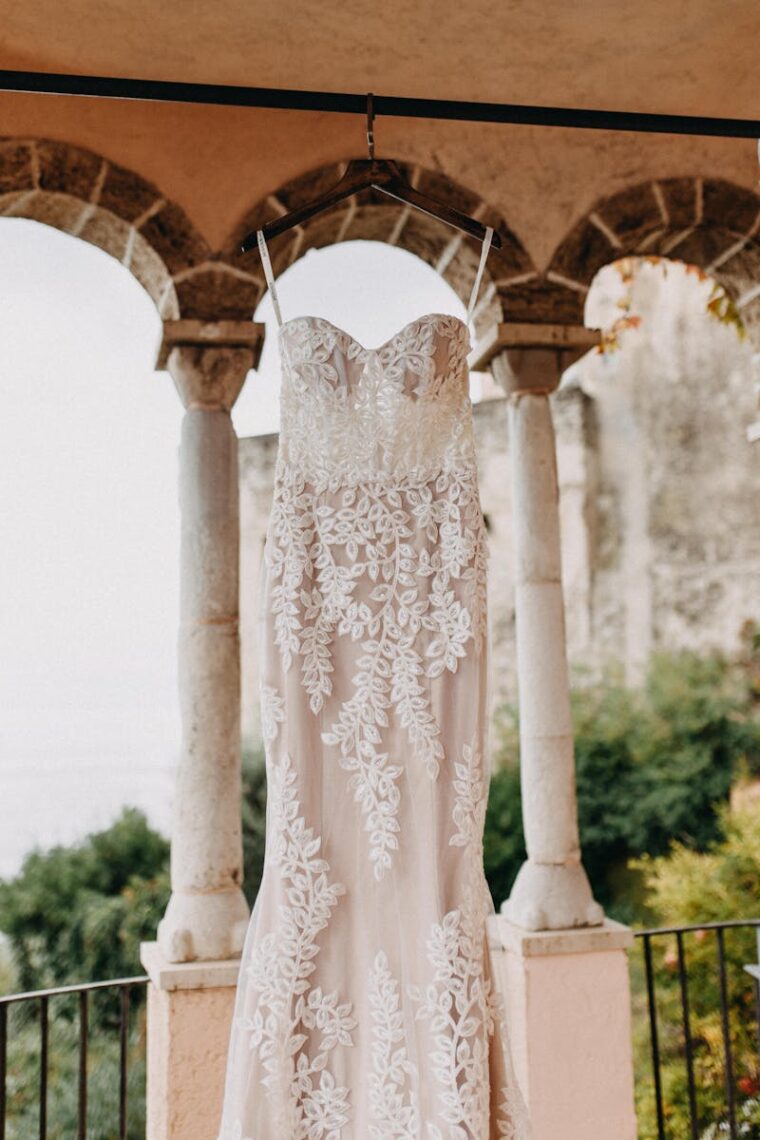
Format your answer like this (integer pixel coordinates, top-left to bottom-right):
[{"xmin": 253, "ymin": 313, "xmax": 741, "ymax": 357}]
[
  {"xmin": 0, "ymin": 809, "xmax": 170, "ymax": 995},
  {"xmin": 632, "ymin": 802, "xmax": 760, "ymax": 1138},
  {"xmin": 485, "ymin": 647, "xmax": 760, "ymax": 918}
]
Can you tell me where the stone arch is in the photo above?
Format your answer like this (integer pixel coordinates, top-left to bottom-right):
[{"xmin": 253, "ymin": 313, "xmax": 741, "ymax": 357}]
[
  {"xmin": 226, "ymin": 159, "xmax": 536, "ymax": 341},
  {"xmin": 0, "ymin": 136, "xmax": 261, "ymax": 321},
  {"xmin": 544, "ymin": 177, "xmax": 760, "ymax": 338}
]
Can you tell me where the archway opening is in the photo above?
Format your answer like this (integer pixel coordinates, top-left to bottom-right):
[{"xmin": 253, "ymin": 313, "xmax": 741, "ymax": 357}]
[{"xmin": 0, "ymin": 217, "xmax": 179, "ymax": 877}]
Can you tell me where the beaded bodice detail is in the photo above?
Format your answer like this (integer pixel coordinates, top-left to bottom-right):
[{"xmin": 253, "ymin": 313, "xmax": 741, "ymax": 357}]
[{"xmin": 277, "ymin": 313, "xmax": 476, "ymax": 488}]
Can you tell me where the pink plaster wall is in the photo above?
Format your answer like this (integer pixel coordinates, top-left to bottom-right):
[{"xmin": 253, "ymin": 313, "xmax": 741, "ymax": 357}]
[
  {"xmin": 146, "ymin": 983, "xmax": 236, "ymax": 1140},
  {"xmin": 498, "ymin": 943, "xmax": 638, "ymax": 1139}
]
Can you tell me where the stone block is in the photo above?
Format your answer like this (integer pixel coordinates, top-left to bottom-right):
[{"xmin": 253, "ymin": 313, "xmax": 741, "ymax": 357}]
[
  {"xmin": 702, "ymin": 178, "xmax": 760, "ymax": 235},
  {"xmin": 598, "ymin": 181, "xmax": 664, "ymax": 242},
  {"xmin": 498, "ymin": 277, "xmax": 586, "ymax": 325},
  {"xmin": 139, "ymin": 201, "xmax": 210, "ymax": 276},
  {"xmin": 99, "ymin": 159, "xmax": 165, "ymax": 223},
  {"xmin": 175, "ymin": 268, "xmax": 262, "ymax": 326},
  {"xmin": 549, "ymin": 218, "xmax": 619, "ymax": 287},
  {"xmin": 0, "ymin": 139, "xmax": 34, "ymax": 193},
  {"xmin": 658, "ymin": 178, "xmax": 700, "ymax": 227},
  {"xmin": 36, "ymin": 138, "xmax": 102, "ymax": 199}
]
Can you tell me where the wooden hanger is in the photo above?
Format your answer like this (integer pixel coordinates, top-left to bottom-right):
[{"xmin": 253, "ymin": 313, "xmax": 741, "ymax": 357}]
[{"xmin": 240, "ymin": 93, "xmax": 503, "ymax": 252}]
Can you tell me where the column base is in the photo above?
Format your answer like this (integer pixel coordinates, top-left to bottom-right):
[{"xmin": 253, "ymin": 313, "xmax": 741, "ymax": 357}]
[
  {"xmin": 157, "ymin": 888, "xmax": 249, "ymax": 963},
  {"xmin": 502, "ymin": 860, "xmax": 604, "ymax": 930},
  {"xmin": 487, "ymin": 915, "xmax": 638, "ymax": 1140},
  {"xmin": 141, "ymin": 942, "xmax": 241, "ymax": 1140}
]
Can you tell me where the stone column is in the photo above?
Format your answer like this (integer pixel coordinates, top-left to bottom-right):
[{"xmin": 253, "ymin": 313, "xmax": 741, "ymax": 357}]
[
  {"xmin": 474, "ymin": 323, "xmax": 603, "ymax": 931},
  {"xmin": 155, "ymin": 319, "xmax": 264, "ymax": 964},
  {"xmin": 472, "ymin": 325, "xmax": 637, "ymax": 1139}
]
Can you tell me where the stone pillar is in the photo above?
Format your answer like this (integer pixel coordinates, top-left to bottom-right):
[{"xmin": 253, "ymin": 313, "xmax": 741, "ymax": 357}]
[
  {"xmin": 474, "ymin": 323, "xmax": 603, "ymax": 931},
  {"xmin": 473, "ymin": 325, "xmax": 637, "ymax": 1138},
  {"xmin": 154, "ymin": 319, "xmax": 264, "ymax": 964}
]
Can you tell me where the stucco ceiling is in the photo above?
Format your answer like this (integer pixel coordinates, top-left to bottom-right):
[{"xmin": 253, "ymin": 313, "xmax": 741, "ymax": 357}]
[{"xmin": 1, "ymin": 0, "xmax": 758, "ymax": 120}]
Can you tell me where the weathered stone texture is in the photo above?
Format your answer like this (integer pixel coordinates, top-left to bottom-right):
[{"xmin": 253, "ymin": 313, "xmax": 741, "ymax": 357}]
[
  {"xmin": 658, "ymin": 179, "xmax": 700, "ymax": 227},
  {"xmin": 174, "ymin": 268, "xmax": 260, "ymax": 324},
  {"xmin": 702, "ymin": 179, "xmax": 759, "ymax": 234},
  {"xmin": 550, "ymin": 219, "xmax": 618, "ymax": 286},
  {"xmin": 0, "ymin": 139, "xmax": 34, "ymax": 192},
  {"xmin": 99, "ymin": 160, "xmax": 164, "ymax": 223},
  {"xmin": 36, "ymin": 139, "xmax": 103, "ymax": 198},
  {"xmin": 598, "ymin": 183, "xmax": 664, "ymax": 242},
  {"xmin": 139, "ymin": 201, "xmax": 210, "ymax": 277}
]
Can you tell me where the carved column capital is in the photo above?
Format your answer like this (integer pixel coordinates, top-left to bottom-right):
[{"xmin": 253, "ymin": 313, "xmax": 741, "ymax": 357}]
[
  {"xmin": 157, "ymin": 319, "xmax": 265, "ymax": 411},
  {"xmin": 471, "ymin": 322, "xmax": 599, "ymax": 396}
]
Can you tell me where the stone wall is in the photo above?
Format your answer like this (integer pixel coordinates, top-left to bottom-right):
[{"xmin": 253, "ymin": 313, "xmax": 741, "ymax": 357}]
[{"xmin": 239, "ymin": 267, "xmax": 759, "ymax": 742}]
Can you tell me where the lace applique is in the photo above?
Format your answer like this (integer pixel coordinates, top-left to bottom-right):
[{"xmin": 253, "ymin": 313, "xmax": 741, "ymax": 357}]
[
  {"xmin": 267, "ymin": 321, "xmax": 489, "ymax": 881},
  {"xmin": 260, "ymin": 683, "xmax": 285, "ymax": 744},
  {"xmin": 368, "ymin": 950, "xmax": 421, "ymax": 1138},
  {"xmin": 399, "ymin": 737, "xmax": 510, "ymax": 1139},
  {"xmin": 277, "ymin": 314, "xmax": 474, "ymax": 489},
  {"xmin": 235, "ymin": 752, "xmax": 357, "ymax": 1138}
]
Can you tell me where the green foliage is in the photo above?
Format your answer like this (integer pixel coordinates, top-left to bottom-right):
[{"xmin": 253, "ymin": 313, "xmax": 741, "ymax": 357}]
[
  {"xmin": 4, "ymin": 999, "xmax": 146, "ymax": 1139},
  {"xmin": 632, "ymin": 803, "xmax": 760, "ymax": 1138},
  {"xmin": 483, "ymin": 762, "xmax": 524, "ymax": 907},
  {"xmin": 0, "ymin": 809, "xmax": 170, "ymax": 994},
  {"xmin": 485, "ymin": 647, "xmax": 760, "ymax": 919},
  {"xmin": 0, "ymin": 812, "xmax": 165, "ymax": 1136},
  {"xmin": 241, "ymin": 743, "xmax": 268, "ymax": 906},
  {"xmin": 0, "ymin": 933, "xmax": 16, "ymax": 993}
]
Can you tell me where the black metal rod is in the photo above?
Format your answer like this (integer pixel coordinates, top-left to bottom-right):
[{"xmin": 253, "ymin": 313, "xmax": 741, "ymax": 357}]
[
  {"xmin": 0, "ymin": 976, "xmax": 148, "ymax": 1007},
  {"xmin": 755, "ymin": 978, "xmax": 760, "ymax": 1062},
  {"xmin": 119, "ymin": 985, "xmax": 130, "ymax": 1140},
  {"xmin": 643, "ymin": 935, "xmax": 667, "ymax": 1139},
  {"xmin": 716, "ymin": 928, "xmax": 737, "ymax": 1138},
  {"xmin": 77, "ymin": 990, "xmax": 88, "ymax": 1140},
  {"xmin": 39, "ymin": 996, "xmax": 48, "ymax": 1140},
  {"xmin": 676, "ymin": 932, "xmax": 699, "ymax": 1140},
  {"xmin": 0, "ymin": 1003, "xmax": 7, "ymax": 1140},
  {"xmin": 0, "ymin": 68, "xmax": 757, "ymax": 139},
  {"xmin": 636, "ymin": 919, "xmax": 760, "ymax": 939}
]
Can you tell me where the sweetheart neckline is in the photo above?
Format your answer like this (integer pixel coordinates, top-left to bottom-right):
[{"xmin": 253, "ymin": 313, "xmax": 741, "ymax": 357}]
[{"xmin": 277, "ymin": 312, "xmax": 470, "ymax": 355}]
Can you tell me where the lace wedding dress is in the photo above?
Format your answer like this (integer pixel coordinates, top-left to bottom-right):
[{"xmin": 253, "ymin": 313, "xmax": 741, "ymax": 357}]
[{"xmin": 217, "ymin": 228, "xmax": 529, "ymax": 1140}]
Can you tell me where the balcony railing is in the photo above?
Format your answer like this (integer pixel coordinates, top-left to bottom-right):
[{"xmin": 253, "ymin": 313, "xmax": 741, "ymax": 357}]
[
  {"xmin": 0, "ymin": 975, "xmax": 148, "ymax": 1139},
  {"xmin": 0, "ymin": 922, "xmax": 758, "ymax": 1138},
  {"xmin": 634, "ymin": 919, "xmax": 760, "ymax": 1140}
]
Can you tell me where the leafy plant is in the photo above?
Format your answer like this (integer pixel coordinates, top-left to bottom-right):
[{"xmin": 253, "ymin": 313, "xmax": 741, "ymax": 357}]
[
  {"xmin": 0, "ymin": 809, "xmax": 170, "ymax": 996},
  {"xmin": 632, "ymin": 803, "xmax": 760, "ymax": 1138},
  {"xmin": 486, "ymin": 644, "xmax": 760, "ymax": 918}
]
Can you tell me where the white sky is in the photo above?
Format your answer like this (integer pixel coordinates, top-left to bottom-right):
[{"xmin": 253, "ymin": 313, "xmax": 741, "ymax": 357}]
[{"xmin": 0, "ymin": 219, "xmax": 470, "ymax": 871}]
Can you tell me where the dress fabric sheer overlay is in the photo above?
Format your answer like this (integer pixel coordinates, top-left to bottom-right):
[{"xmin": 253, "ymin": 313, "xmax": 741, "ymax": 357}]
[{"xmin": 217, "ymin": 234, "xmax": 529, "ymax": 1139}]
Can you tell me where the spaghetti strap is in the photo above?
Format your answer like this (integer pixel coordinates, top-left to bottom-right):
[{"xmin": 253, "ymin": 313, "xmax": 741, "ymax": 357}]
[
  {"xmin": 466, "ymin": 225, "xmax": 494, "ymax": 323},
  {"xmin": 256, "ymin": 230, "xmax": 284, "ymax": 328}
]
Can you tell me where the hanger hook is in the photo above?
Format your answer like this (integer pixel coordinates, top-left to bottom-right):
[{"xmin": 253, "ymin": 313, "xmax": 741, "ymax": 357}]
[{"xmin": 367, "ymin": 92, "xmax": 375, "ymax": 160}]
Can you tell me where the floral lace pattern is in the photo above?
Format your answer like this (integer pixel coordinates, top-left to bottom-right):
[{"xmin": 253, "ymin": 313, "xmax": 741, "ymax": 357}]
[
  {"xmin": 229, "ymin": 743, "xmax": 357, "ymax": 1139},
  {"xmin": 267, "ymin": 315, "xmax": 488, "ymax": 879},
  {"xmin": 217, "ymin": 314, "xmax": 527, "ymax": 1139}
]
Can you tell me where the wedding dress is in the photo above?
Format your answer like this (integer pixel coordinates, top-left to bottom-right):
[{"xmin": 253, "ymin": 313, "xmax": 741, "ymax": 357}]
[{"xmin": 217, "ymin": 227, "xmax": 529, "ymax": 1139}]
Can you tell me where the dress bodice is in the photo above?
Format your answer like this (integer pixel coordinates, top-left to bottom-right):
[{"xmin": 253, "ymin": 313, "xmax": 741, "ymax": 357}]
[{"xmin": 277, "ymin": 312, "xmax": 477, "ymax": 489}]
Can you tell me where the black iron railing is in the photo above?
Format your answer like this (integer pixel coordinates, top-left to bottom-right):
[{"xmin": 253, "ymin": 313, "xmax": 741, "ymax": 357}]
[
  {"xmin": 635, "ymin": 920, "xmax": 760, "ymax": 1140},
  {"xmin": 0, "ymin": 975, "xmax": 148, "ymax": 1140}
]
